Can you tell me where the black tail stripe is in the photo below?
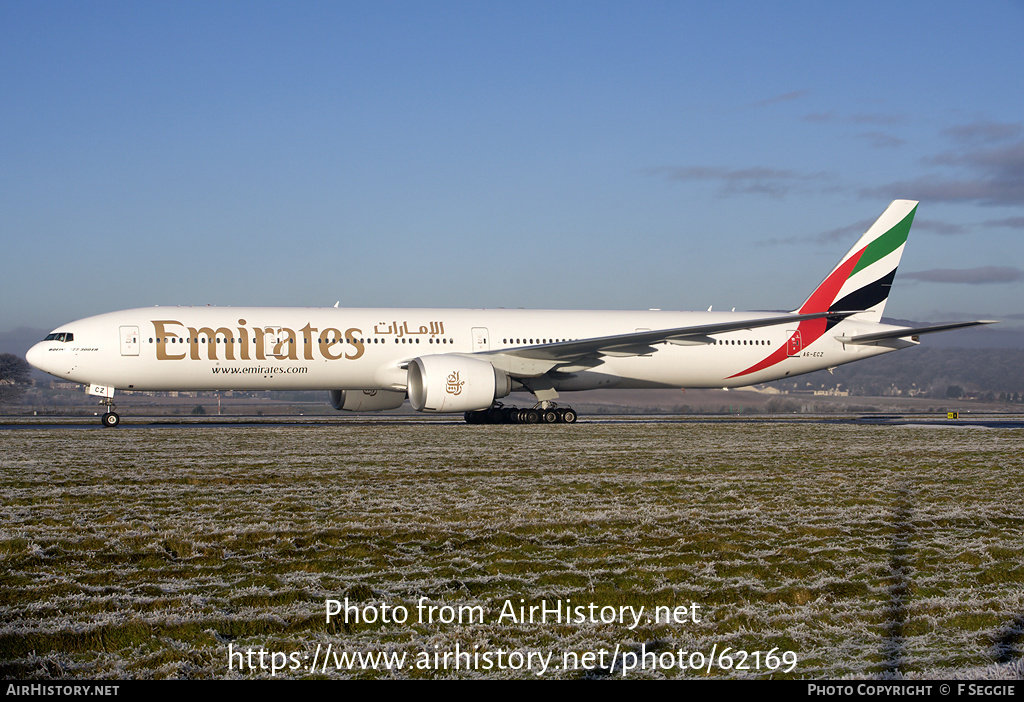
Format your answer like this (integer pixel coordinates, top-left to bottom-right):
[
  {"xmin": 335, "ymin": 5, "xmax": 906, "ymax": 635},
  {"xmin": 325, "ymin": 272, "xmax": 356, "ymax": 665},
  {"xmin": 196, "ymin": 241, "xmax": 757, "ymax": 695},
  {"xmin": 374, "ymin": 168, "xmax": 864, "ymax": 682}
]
[
  {"xmin": 825, "ymin": 268, "xmax": 897, "ymax": 332},
  {"xmin": 829, "ymin": 268, "xmax": 898, "ymax": 314}
]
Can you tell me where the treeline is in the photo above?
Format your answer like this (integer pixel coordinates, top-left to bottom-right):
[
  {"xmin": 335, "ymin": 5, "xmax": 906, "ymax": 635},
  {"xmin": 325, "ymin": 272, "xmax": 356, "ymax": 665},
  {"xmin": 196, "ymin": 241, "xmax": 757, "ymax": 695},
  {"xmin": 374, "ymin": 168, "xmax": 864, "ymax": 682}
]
[{"xmin": 789, "ymin": 348, "xmax": 1024, "ymax": 397}]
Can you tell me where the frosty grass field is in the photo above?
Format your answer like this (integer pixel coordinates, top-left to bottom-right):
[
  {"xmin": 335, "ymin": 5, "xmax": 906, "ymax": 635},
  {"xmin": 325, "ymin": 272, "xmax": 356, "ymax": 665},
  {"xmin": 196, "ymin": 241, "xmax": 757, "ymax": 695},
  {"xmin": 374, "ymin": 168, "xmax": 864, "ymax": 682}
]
[{"xmin": 1, "ymin": 417, "xmax": 1023, "ymax": 679}]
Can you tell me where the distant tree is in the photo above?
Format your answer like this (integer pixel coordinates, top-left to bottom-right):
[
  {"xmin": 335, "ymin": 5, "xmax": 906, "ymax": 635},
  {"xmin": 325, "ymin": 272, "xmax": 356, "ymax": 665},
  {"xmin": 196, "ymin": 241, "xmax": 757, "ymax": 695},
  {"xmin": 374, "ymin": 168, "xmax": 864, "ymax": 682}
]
[
  {"xmin": 946, "ymin": 385, "xmax": 964, "ymax": 399},
  {"xmin": 0, "ymin": 353, "xmax": 33, "ymax": 407},
  {"xmin": 191, "ymin": 405, "xmax": 207, "ymax": 415}
]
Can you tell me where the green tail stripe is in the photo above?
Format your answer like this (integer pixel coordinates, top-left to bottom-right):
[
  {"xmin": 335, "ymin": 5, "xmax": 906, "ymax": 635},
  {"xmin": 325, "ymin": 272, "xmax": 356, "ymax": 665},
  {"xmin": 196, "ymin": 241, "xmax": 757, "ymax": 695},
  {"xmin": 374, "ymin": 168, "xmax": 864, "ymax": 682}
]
[{"xmin": 851, "ymin": 205, "xmax": 916, "ymax": 276}]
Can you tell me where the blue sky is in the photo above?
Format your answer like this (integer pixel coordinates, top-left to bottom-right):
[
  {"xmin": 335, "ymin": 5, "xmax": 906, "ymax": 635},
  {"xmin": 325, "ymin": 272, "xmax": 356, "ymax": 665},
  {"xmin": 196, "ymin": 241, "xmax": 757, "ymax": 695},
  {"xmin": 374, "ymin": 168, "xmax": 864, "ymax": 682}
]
[{"xmin": 2, "ymin": 1, "xmax": 1023, "ymax": 335}]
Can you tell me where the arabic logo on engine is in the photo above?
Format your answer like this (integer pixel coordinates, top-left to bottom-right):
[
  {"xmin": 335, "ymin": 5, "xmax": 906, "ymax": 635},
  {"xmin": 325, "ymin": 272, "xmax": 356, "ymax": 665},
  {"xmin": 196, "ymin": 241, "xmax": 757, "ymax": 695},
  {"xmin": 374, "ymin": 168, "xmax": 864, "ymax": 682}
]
[{"xmin": 446, "ymin": 371, "xmax": 464, "ymax": 395}]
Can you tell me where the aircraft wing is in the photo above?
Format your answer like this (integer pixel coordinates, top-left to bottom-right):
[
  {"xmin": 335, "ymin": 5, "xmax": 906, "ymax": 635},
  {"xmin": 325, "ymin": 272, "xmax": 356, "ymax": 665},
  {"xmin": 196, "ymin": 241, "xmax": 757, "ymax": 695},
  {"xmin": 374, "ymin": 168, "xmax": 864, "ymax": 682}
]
[
  {"xmin": 834, "ymin": 320, "xmax": 998, "ymax": 345},
  {"xmin": 482, "ymin": 310, "xmax": 859, "ymax": 365}
]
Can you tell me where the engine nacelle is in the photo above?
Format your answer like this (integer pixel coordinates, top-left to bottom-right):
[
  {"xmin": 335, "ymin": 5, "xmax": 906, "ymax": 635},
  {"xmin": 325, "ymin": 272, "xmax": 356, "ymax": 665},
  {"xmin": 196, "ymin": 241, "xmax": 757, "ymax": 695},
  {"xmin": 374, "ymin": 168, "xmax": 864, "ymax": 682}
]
[
  {"xmin": 408, "ymin": 355, "xmax": 511, "ymax": 413},
  {"xmin": 328, "ymin": 389, "xmax": 406, "ymax": 412}
]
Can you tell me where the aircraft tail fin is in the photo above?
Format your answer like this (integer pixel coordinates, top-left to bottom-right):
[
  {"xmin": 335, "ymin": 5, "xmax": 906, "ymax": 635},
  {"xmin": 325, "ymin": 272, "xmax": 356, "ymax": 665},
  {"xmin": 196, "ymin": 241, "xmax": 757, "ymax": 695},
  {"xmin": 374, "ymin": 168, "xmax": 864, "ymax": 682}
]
[{"xmin": 796, "ymin": 199, "xmax": 918, "ymax": 323}]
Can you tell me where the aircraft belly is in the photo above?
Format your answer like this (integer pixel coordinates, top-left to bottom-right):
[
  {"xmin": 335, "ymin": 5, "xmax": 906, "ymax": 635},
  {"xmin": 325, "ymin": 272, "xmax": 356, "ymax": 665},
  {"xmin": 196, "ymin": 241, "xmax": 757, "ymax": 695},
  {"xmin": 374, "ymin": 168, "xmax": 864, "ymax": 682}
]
[
  {"xmin": 586, "ymin": 341, "xmax": 876, "ymax": 389},
  {"xmin": 591, "ymin": 349, "xmax": 732, "ymax": 389},
  {"xmin": 92, "ymin": 357, "xmax": 373, "ymax": 392}
]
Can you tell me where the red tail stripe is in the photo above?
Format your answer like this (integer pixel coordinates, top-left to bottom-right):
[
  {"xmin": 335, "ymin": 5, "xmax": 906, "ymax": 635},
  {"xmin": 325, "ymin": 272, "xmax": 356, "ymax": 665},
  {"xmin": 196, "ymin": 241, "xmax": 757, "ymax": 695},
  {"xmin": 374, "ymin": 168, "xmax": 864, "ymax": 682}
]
[
  {"xmin": 799, "ymin": 246, "xmax": 865, "ymax": 314},
  {"xmin": 727, "ymin": 246, "xmax": 865, "ymax": 379}
]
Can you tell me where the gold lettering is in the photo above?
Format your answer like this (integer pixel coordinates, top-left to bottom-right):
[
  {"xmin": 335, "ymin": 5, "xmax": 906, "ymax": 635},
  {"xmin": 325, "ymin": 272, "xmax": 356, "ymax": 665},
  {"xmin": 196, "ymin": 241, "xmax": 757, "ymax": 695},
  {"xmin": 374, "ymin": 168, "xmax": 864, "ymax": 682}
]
[
  {"xmin": 319, "ymin": 328, "xmax": 344, "ymax": 360},
  {"xmin": 254, "ymin": 327, "xmax": 268, "ymax": 360},
  {"xmin": 237, "ymin": 319, "xmax": 251, "ymax": 361},
  {"xmin": 152, "ymin": 320, "xmax": 186, "ymax": 360},
  {"xmin": 219, "ymin": 328, "xmax": 237, "ymax": 360},
  {"xmin": 345, "ymin": 327, "xmax": 364, "ymax": 360},
  {"xmin": 189, "ymin": 327, "xmax": 215, "ymax": 360},
  {"xmin": 154, "ymin": 319, "xmax": 367, "ymax": 362},
  {"xmin": 272, "ymin": 327, "xmax": 298, "ymax": 360},
  {"xmin": 300, "ymin": 323, "xmax": 317, "ymax": 361},
  {"xmin": 187, "ymin": 327, "xmax": 236, "ymax": 360}
]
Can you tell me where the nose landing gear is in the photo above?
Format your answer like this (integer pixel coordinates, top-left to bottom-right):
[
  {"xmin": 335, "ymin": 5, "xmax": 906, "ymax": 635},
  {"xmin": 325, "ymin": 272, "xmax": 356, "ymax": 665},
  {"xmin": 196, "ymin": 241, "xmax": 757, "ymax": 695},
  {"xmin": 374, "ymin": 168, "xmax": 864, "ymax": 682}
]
[{"xmin": 88, "ymin": 384, "xmax": 121, "ymax": 427}]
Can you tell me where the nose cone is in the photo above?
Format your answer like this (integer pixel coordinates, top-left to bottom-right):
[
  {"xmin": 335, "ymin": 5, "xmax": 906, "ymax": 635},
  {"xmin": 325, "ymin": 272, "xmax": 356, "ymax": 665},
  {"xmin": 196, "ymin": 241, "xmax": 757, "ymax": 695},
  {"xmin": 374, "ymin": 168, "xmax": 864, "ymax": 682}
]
[{"xmin": 26, "ymin": 342, "xmax": 46, "ymax": 372}]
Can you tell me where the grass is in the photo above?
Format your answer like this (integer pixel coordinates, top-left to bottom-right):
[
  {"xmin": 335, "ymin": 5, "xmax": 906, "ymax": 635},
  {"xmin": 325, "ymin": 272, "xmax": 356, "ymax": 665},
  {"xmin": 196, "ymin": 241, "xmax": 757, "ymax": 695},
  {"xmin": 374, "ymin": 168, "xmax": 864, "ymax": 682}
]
[{"xmin": 1, "ymin": 418, "xmax": 1022, "ymax": 678}]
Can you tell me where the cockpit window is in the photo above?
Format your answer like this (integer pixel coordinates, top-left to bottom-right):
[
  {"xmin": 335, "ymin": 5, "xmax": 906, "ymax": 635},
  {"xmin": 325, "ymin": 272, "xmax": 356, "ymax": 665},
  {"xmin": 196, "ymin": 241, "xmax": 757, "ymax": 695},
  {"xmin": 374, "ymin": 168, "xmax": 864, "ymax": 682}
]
[{"xmin": 44, "ymin": 332, "xmax": 73, "ymax": 342}]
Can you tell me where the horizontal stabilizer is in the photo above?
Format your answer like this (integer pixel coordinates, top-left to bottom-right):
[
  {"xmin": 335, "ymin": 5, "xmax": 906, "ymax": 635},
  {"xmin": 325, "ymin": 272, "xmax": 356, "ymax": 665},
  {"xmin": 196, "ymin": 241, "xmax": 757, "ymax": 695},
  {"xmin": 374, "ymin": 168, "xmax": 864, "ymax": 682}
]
[{"xmin": 835, "ymin": 320, "xmax": 997, "ymax": 345}]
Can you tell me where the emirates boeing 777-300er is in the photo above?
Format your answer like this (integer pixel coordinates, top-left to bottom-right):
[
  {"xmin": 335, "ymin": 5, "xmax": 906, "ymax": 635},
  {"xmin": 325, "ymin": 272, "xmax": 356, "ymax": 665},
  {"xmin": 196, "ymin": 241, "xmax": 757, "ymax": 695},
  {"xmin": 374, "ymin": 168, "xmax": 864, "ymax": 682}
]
[{"xmin": 27, "ymin": 200, "xmax": 994, "ymax": 426}]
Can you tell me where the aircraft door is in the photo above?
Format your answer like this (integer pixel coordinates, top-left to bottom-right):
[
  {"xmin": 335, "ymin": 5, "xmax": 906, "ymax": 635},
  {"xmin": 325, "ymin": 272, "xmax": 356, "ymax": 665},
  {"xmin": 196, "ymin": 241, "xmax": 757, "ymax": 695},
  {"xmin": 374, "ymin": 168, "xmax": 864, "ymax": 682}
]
[
  {"xmin": 263, "ymin": 326, "xmax": 285, "ymax": 358},
  {"xmin": 119, "ymin": 326, "xmax": 140, "ymax": 356},
  {"xmin": 471, "ymin": 327, "xmax": 489, "ymax": 352},
  {"xmin": 787, "ymin": 329, "xmax": 802, "ymax": 357}
]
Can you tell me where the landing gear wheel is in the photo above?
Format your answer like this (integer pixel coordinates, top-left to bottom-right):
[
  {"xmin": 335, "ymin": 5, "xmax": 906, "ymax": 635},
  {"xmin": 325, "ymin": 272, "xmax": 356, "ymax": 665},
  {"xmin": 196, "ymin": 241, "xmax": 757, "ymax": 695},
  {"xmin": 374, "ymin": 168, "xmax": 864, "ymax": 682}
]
[
  {"xmin": 462, "ymin": 403, "xmax": 580, "ymax": 424},
  {"xmin": 101, "ymin": 412, "xmax": 120, "ymax": 428}
]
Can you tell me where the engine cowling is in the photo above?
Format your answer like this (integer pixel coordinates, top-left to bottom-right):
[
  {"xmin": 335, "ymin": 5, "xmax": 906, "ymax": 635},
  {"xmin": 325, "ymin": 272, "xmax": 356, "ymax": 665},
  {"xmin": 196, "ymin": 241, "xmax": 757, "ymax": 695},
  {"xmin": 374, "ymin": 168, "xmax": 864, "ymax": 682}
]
[
  {"xmin": 328, "ymin": 389, "xmax": 406, "ymax": 412},
  {"xmin": 407, "ymin": 355, "xmax": 511, "ymax": 413}
]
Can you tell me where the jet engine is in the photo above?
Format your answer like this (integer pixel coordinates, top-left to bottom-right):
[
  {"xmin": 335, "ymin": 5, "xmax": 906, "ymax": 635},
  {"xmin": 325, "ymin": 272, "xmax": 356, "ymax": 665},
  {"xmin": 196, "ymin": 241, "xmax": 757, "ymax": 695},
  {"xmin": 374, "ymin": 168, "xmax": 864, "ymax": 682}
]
[
  {"xmin": 328, "ymin": 389, "xmax": 406, "ymax": 412},
  {"xmin": 408, "ymin": 354, "xmax": 511, "ymax": 413}
]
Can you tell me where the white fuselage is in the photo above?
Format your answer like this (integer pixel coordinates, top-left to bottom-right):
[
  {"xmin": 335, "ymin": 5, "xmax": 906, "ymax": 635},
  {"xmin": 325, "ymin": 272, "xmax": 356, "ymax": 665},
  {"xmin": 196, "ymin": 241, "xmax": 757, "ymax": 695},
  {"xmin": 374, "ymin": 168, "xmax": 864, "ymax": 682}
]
[{"xmin": 26, "ymin": 305, "xmax": 905, "ymax": 396}]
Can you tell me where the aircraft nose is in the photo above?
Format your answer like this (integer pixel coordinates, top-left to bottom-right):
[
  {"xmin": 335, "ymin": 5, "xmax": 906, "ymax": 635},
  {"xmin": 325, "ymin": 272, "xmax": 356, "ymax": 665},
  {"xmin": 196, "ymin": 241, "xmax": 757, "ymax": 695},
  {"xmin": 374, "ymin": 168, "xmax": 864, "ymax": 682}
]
[{"xmin": 25, "ymin": 342, "xmax": 46, "ymax": 372}]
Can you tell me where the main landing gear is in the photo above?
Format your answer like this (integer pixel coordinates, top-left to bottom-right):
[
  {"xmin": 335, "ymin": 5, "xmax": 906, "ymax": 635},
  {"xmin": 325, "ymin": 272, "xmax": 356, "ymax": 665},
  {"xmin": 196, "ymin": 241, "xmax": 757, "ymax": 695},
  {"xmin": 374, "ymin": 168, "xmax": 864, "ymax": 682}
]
[{"xmin": 464, "ymin": 402, "xmax": 578, "ymax": 425}]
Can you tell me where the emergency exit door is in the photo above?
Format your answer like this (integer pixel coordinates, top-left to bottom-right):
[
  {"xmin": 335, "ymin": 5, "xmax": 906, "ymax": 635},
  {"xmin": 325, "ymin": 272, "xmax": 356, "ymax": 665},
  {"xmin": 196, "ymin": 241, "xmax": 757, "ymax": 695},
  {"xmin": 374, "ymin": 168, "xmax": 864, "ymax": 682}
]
[
  {"xmin": 119, "ymin": 326, "xmax": 140, "ymax": 356},
  {"xmin": 472, "ymin": 327, "xmax": 489, "ymax": 352}
]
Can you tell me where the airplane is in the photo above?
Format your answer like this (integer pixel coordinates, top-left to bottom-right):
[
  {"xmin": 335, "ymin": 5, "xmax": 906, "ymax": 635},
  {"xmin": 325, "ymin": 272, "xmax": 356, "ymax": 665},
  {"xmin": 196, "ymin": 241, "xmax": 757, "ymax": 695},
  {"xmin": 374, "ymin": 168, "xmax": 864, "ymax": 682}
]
[{"xmin": 26, "ymin": 200, "xmax": 995, "ymax": 427}]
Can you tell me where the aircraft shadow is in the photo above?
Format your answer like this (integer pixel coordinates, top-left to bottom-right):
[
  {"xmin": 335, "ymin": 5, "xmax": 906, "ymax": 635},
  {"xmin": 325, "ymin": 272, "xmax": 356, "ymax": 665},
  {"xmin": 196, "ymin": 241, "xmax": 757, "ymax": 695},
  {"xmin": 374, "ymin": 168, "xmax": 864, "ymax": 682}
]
[
  {"xmin": 882, "ymin": 481, "xmax": 1023, "ymax": 675},
  {"xmin": 992, "ymin": 614, "xmax": 1024, "ymax": 664},
  {"xmin": 881, "ymin": 482, "xmax": 914, "ymax": 676}
]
